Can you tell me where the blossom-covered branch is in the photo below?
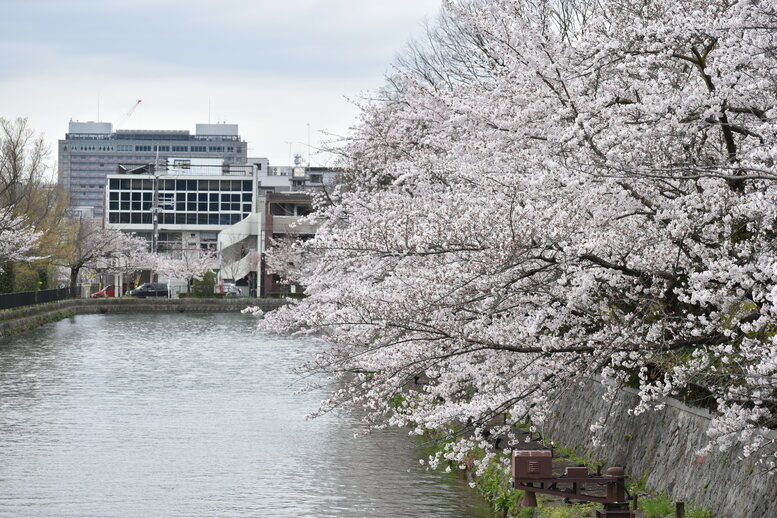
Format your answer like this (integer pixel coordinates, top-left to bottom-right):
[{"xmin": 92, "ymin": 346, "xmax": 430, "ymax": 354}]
[{"xmin": 261, "ymin": 0, "xmax": 777, "ymax": 471}]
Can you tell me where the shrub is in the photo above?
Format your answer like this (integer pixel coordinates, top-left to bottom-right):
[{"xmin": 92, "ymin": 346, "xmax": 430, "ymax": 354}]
[
  {"xmin": 639, "ymin": 495, "xmax": 674, "ymax": 518},
  {"xmin": 191, "ymin": 271, "xmax": 216, "ymax": 297},
  {"xmin": 13, "ymin": 264, "xmax": 41, "ymax": 292}
]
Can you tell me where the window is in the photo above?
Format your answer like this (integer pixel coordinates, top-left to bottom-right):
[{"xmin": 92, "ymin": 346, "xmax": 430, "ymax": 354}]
[
  {"xmin": 135, "ymin": 145, "xmax": 152, "ymax": 152},
  {"xmin": 209, "ymin": 146, "xmax": 224, "ymax": 152},
  {"xmin": 191, "ymin": 146, "xmax": 206, "ymax": 152},
  {"xmin": 172, "ymin": 146, "xmax": 188, "ymax": 152},
  {"xmin": 200, "ymin": 233, "xmax": 218, "ymax": 250}
]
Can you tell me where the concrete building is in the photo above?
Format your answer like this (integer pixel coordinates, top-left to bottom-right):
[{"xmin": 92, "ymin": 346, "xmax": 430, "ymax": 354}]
[
  {"xmin": 102, "ymin": 146, "xmax": 339, "ymax": 296},
  {"xmin": 104, "ymin": 157, "xmax": 259, "ymax": 295},
  {"xmin": 59, "ymin": 121, "xmax": 246, "ymax": 218},
  {"xmin": 258, "ymin": 164, "xmax": 340, "ymax": 193}
]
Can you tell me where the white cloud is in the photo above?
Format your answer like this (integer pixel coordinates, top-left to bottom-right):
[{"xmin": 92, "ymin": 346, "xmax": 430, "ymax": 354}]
[{"xmin": 1, "ymin": 0, "xmax": 443, "ymax": 165}]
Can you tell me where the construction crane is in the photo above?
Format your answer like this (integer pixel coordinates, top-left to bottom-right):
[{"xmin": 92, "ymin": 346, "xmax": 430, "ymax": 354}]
[{"xmin": 116, "ymin": 99, "xmax": 142, "ymax": 128}]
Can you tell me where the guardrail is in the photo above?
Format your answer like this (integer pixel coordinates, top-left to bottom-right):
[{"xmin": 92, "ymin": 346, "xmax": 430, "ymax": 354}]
[{"xmin": 0, "ymin": 286, "xmax": 81, "ymax": 311}]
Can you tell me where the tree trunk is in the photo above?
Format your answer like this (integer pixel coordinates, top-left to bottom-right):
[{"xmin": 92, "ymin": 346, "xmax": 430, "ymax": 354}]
[{"xmin": 69, "ymin": 266, "xmax": 81, "ymax": 288}]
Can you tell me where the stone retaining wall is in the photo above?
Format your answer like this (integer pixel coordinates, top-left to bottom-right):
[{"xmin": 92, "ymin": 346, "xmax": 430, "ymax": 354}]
[
  {"xmin": 543, "ymin": 379, "xmax": 776, "ymax": 518},
  {"xmin": 0, "ymin": 298, "xmax": 286, "ymax": 337}
]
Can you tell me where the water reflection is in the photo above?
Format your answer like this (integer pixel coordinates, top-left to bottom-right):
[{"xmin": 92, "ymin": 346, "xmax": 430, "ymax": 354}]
[{"xmin": 0, "ymin": 313, "xmax": 493, "ymax": 518}]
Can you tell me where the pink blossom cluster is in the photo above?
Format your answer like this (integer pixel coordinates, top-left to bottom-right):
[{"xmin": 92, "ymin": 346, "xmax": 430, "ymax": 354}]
[
  {"xmin": 0, "ymin": 209, "xmax": 41, "ymax": 269},
  {"xmin": 261, "ymin": 0, "xmax": 777, "ymax": 470}
]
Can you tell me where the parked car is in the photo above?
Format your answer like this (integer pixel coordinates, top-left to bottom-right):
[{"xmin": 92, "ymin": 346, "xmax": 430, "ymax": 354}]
[
  {"xmin": 128, "ymin": 282, "xmax": 168, "ymax": 298},
  {"xmin": 91, "ymin": 285, "xmax": 117, "ymax": 298}
]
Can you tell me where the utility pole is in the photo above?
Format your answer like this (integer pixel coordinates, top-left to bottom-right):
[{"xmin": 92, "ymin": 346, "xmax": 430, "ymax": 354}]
[{"xmin": 150, "ymin": 150, "xmax": 161, "ymax": 282}]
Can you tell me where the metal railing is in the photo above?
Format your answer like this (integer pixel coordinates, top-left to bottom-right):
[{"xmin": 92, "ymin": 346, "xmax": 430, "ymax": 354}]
[{"xmin": 0, "ymin": 286, "xmax": 81, "ymax": 311}]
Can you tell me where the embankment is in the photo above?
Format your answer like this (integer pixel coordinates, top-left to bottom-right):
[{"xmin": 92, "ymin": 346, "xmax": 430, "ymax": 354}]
[
  {"xmin": 0, "ymin": 298, "xmax": 285, "ymax": 337},
  {"xmin": 544, "ymin": 379, "xmax": 777, "ymax": 518}
]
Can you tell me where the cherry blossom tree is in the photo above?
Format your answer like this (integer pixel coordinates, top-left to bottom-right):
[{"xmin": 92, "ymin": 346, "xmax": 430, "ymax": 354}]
[
  {"xmin": 151, "ymin": 249, "xmax": 216, "ymax": 295},
  {"xmin": 1, "ymin": 117, "xmax": 65, "ymax": 281},
  {"xmin": 58, "ymin": 217, "xmax": 149, "ymax": 287},
  {"xmin": 261, "ymin": 0, "xmax": 777, "ymax": 470},
  {"xmin": 0, "ymin": 209, "xmax": 41, "ymax": 270}
]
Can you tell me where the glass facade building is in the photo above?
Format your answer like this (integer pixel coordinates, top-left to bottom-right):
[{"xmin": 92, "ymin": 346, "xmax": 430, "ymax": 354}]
[{"xmin": 107, "ymin": 177, "xmax": 254, "ymax": 226}]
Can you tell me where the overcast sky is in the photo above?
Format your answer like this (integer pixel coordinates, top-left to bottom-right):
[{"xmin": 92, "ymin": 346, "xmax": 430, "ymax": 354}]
[{"xmin": 0, "ymin": 0, "xmax": 442, "ymax": 168}]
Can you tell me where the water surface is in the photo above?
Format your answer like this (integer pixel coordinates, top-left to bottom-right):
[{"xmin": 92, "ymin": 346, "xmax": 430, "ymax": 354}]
[{"xmin": 0, "ymin": 313, "xmax": 493, "ymax": 517}]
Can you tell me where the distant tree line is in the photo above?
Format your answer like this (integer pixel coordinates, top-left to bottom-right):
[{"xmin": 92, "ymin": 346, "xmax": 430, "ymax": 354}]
[{"xmin": 0, "ymin": 117, "xmax": 148, "ymax": 293}]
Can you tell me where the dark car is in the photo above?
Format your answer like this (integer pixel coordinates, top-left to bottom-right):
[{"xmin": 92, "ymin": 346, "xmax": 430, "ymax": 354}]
[{"xmin": 128, "ymin": 282, "xmax": 168, "ymax": 298}]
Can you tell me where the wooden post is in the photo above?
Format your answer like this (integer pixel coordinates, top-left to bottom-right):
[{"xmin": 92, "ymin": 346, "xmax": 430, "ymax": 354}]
[{"xmin": 675, "ymin": 502, "xmax": 685, "ymax": 518}]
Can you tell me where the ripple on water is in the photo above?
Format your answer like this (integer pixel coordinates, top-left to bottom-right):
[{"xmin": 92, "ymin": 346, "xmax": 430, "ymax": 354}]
[{"xmin": 0, "ymin": 313, "xmax": 493, "ymax": 518}]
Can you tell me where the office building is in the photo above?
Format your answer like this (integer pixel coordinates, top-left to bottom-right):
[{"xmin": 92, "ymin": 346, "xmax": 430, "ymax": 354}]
[{"xmin": 58, "ymin": 121, "xmax": 247, "ymax": 218}]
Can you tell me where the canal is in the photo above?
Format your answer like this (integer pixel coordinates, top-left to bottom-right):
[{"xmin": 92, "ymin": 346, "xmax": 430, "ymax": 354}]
[{"xmin": 0, "ymin": 313, "xmax": 494, "ymax": 517}]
